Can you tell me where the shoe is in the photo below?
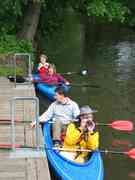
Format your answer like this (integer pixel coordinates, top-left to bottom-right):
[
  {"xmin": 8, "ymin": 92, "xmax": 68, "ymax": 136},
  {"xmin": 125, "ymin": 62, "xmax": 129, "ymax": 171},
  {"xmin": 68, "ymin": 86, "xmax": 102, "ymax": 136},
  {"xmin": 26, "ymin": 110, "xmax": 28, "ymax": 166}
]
[{"xmin": 53, "ymin": 139, "xmax": 62, "ymax": 147}]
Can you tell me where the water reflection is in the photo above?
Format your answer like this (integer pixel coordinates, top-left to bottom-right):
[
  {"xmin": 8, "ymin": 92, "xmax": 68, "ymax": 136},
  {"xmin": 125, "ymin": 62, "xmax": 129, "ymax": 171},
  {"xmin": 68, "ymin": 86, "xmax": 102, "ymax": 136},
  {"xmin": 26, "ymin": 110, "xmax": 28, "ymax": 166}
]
[{"xmin": 115, "ymin": 42, "xmax": 135, "ymax": 82}]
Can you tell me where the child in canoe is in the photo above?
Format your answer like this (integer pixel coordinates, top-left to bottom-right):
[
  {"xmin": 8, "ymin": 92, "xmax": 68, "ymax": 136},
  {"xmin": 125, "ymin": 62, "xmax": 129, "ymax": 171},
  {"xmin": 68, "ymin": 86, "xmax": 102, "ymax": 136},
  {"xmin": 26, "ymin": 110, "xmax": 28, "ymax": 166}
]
[
  {"xmin": 38, "ymin": 54, "xmax": 49, "ymax": 74},
  {"xmin": 60, "ymin": 105, "xmax": 99, "ymax": 163}
]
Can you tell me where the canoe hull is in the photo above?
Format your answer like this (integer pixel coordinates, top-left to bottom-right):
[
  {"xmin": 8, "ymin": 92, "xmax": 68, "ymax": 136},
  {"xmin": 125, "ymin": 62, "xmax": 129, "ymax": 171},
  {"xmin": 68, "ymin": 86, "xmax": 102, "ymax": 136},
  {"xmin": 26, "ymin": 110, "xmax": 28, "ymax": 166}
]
[
  {"xmin": 36, "ymin": 83, "xmax": 57, "ymax": 101},
  {"xmin": 43, "ymin": 123, "xmax": 104, "ymax": 180},
  {"xmin": 33, "ymin": 74, "xmax": 69, "ymax": 101}
]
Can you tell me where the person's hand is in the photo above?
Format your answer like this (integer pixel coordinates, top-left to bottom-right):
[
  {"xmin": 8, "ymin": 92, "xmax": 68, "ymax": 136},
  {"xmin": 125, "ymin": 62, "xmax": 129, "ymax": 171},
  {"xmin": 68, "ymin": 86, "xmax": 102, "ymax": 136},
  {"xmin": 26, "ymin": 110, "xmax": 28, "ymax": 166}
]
[
  {"xmin": 39, "ymin": 115, "xmax": 45, "ymax": 122},
  {"xmin": 87, "ymin": 121, "xmax": 95, "ymax": 132},
  {"xmin": 30, "ymin": 121, "xmax": 36, "ymax": 128},
  {"xmin": 31, "ymin": 114, "xmax": 45, "ymax": 128}
]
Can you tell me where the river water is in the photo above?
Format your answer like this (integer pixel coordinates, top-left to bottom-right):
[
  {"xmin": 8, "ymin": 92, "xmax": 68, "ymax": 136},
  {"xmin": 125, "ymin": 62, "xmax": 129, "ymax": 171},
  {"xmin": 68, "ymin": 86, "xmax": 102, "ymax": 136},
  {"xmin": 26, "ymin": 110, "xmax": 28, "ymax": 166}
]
[{"xmin": 38, "ymin": 9, "xmax": 135, "ymax": 180}]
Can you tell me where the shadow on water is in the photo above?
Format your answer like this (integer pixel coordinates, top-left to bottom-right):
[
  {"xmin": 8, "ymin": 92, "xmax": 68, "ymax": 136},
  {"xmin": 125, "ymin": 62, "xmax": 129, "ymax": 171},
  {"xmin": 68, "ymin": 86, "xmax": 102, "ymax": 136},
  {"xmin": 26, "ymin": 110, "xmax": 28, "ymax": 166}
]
[{"xmin": 37, "ymin": 9, "xmax": 135, "ymax": 180}]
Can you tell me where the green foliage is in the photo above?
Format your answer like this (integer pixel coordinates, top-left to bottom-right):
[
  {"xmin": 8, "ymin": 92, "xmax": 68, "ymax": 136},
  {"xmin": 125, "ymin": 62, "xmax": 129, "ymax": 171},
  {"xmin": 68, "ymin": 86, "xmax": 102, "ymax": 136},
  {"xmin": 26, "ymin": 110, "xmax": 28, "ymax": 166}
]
[
  {"xmin": 86, "ymin": 0, "xmax": 130, "ymax": 22},
  {"xmin": 0, "ymin": 33, "xmax": 34, "ymax": 76},
  {"xmin": 0, "ymin": 0, "xmax": 134, "ymax": 40},
  {"xmin": 0, "ymin": 0, "xmax": 135, "ymax": 55},
  {"xmin": 0, "ymin": 0, "xmax": 25, "ymax": 33},
  {"xmin": 0, "ymin": 0, "xmax": 44, "ymax": 34},
  {"xmin": 70, "ymin": 0, "xmax": 130, "ymax": 22},
  {"xmin": 39, "ymin": 0, "xmax": 68, "ymax": 37},
  {"xmin": 0, "ymin": 34, "xmax": 33, "ymax": 54}
]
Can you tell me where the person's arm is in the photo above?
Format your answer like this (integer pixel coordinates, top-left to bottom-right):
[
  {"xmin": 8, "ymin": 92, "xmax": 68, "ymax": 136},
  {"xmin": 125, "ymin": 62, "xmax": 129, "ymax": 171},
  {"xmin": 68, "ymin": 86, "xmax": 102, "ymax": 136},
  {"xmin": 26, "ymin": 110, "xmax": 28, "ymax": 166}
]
[
  {"xmin": 45, "ymin": 62, "xmax": 49, "ymax": 68},
  {"xmin": 72, "ymin": 102, "xmax": 80, "ymax": 119},
  {"xmin": 64, "ymin": 123, "xmax": 82, "ymax": 146},
  {"xmin": 87, "ymin": 131, "xmax": 99, "ymax": 150},
  {"xmin": 86, "ymin": 120, "xmax": 99, "ymax": 150},
  {"xmin": 30, "ymin": 103, "xmax": 55, "ymax": 128},
  {"xmin": 56, "ymin": 73, "xmax": 70, "ymax": 85}
]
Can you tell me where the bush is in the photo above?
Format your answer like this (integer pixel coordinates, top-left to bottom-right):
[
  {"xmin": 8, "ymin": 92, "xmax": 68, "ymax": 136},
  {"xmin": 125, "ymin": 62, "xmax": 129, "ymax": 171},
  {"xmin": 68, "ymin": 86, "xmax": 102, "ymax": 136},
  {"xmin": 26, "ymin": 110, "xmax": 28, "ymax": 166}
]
[
  {"xmin": 0, "ymin": 34, "xmax": 35, "ymax": 76},
  {"xmin": 0, "ymin": 34, "xmax": 33, "ymax": 54},
  {"xmin": 0, "ymin": 67, "xmax": 24, "ymax": 76}
]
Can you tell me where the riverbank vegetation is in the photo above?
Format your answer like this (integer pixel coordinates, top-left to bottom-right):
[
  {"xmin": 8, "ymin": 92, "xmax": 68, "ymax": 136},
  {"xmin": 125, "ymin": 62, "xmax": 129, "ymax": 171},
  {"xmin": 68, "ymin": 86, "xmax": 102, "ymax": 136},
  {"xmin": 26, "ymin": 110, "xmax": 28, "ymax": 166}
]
[{"xmin": 0, "ymin": 0, "xmax": 135, "ymax": 73}]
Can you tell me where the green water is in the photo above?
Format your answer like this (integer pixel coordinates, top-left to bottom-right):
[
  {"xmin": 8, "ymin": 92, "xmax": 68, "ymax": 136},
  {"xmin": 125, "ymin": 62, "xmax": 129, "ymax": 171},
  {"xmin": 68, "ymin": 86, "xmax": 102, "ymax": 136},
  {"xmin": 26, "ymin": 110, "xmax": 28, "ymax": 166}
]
[{"xmin": 38, "ymin": 9, "xmax": 135, "ymax": 180}]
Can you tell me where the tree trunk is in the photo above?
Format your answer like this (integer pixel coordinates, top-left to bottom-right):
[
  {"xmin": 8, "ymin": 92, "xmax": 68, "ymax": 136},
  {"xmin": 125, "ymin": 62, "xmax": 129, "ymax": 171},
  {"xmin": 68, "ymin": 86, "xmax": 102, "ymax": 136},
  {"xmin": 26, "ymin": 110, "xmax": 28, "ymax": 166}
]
[{"xmin": 17, "ymin": 2, "xmax": 41, "ymax": 44}]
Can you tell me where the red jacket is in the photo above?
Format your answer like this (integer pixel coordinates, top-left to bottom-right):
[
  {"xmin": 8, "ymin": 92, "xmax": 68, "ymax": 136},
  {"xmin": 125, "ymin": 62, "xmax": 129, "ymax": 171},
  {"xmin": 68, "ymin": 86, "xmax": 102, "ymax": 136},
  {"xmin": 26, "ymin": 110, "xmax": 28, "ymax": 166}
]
[{"xmin": 39, "ymin": 73, "xmax": 67, "ymax": 85}]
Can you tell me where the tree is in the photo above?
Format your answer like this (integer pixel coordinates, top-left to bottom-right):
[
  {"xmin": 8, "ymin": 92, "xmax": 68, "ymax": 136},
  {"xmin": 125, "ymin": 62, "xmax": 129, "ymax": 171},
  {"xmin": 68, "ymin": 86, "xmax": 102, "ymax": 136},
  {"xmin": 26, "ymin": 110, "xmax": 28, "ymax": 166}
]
[
  {"xmin": 70, "ymin": 0, "xmax": 130, "ymax": 22},
  {"xmin": 0, "ymin": 0, "xmax": 135, "ymax": 49}
]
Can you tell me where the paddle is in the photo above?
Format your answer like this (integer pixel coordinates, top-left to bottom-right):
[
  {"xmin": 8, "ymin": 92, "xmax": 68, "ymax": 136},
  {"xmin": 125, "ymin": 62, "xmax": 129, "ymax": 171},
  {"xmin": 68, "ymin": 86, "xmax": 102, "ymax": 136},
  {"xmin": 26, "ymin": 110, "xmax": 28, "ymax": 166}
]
[
  {"xmin": 52, "ymin": 147, "xmax": 135, "ymax": 160},
  {"xmin": 0, "ymin": 120, "xmax": 31, "ymax": 125},
  {"xmin": 0, "ymin": 120, "xmax": 133, "ymax": 132},
  {"xmin": 96, "ymin": 120, "xmax": 134, "ymax": 131},
  {"xmin": 0, "ymin": 120, "xmax": 54, "ymax": 125},
  {"xmin": 0, "ymin": 144, "xmax": 42, "ymax": 150},
  {"xmin": 112, "ymin": 139, "xmax": 133, "ymax": 147},
  {"xmin": 69, "ymin": 83, "xmax": 100, "ymax": 88},
  {"xmin": 61, "ymin": 69, "xmax": 92, "ymax": 76},
  {"xmin": 1, "ymin": 143, "xmax": 135, "ymax": 160},
  {"xmin": 32, "ymin": 79, "xmax": 100, "ymax": 88}
]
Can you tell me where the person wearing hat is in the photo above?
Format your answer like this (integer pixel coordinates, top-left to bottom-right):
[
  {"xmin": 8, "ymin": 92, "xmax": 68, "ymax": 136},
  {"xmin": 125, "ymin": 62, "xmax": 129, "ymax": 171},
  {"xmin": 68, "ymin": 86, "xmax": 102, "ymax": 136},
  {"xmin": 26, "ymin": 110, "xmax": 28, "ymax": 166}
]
[{"xmin": 60, "ymin": 105, "xmax": 99, "ymax": 163}]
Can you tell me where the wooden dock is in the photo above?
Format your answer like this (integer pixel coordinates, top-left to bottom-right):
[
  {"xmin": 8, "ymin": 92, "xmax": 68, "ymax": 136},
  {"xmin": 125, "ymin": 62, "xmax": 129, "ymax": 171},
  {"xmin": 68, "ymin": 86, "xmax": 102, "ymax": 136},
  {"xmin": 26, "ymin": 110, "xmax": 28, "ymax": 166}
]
[{"xmin": 0, "ymin": 77, "xmax": 50, "ymax": 180}]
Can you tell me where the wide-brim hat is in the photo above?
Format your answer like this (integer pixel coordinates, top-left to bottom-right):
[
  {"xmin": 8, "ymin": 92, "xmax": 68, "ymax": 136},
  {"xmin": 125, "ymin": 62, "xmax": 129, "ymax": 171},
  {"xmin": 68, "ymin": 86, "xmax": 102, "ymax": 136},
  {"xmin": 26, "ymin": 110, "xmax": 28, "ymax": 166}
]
[{"xmin": 79, "ymin": 105, "xmax": 97, "ymax": 115}]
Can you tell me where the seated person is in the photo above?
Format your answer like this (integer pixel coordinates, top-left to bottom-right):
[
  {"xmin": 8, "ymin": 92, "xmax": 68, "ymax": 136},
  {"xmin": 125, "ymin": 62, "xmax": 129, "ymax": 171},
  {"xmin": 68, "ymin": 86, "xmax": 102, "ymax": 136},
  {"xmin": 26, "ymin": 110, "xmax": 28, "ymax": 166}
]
[
  {"xmin": 40, "ymin": 64, "xmax": 70, "ymax": 86},
  {"xmin": 38, "ymin": 54, "xmax": 49, "ymax": 74},
  {"xmin": 60, "ymin": 105, "xmax": 99, "ymax": 163}
]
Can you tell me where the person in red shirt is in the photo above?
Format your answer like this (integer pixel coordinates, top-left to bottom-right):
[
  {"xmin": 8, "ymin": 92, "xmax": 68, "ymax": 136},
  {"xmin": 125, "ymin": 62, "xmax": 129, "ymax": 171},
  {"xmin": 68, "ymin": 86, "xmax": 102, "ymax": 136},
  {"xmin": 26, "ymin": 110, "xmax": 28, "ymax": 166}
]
[{"xmin": 41, "ymin": 64, "xmax": 70, "ymax": 86}]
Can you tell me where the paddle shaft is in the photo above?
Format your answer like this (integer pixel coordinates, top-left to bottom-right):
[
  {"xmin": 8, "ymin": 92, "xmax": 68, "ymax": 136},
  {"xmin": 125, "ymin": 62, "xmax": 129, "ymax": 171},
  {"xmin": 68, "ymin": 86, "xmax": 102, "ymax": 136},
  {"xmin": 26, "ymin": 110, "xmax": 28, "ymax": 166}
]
[
  {"xmin": 61, "ymin": 69, "xmax": 96, "ymax": 76},
  {"xmin": 96, "ymin": 123, "xmax": 111, "ymax": 126},
  {"xmin": 53, "ymin": 147, "xmax": 135, "ymax": 159},
  {"xmin": 0, "ymin": 144, "xmax": 43, "ymax": 150},
  {"xmin": 0, "ymin": 144, "xmax": 134, "ymax": 159},
  {"xmin": 32, "ymin": 80, "xmax": 100, "ymax": 88},
  {"xmin": 0, "ymin": 120, "xmax": 54, "ymax": 125},
  {"xmin": 70, "ymin": 83, "xmax": 100, "ymax": 88},
  {"xmin": 0, "ymin": 144, "xmax": 126, "ymax": 154},
  {"xmin": 52, "ymin": 147, "xmax": 126, "ymax": 154},
  {"xmin": 61, "ymin": 71, "xmax": 77, "ymax": 75},
  {"xmin": 0, "ymin": 120, "xmax": 31, "ymax": 125},
  {"xmin": 0, "ymin": 120, "xmax": 132, "ymax": 132}
]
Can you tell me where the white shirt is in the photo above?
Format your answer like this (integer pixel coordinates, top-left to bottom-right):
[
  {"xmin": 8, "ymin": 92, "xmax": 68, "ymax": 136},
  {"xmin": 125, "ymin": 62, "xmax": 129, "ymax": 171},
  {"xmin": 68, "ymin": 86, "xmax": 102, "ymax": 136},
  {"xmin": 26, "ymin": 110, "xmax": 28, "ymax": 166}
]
[{"xmin": 41, "ymin": 98, "xmax": 80, "ymax": 124}]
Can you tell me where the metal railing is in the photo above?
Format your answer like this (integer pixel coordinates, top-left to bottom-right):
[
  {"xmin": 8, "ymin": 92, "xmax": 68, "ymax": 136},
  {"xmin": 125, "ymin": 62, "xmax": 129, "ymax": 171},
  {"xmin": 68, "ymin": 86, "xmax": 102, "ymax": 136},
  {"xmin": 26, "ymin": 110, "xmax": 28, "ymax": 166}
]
[
  {"xmin": 10, "ymin": 96, "xmax": 40, "ymax": 151},
  {"xmin": 14, "ymin": 53, "xmax": 32, "ymax": 87}
]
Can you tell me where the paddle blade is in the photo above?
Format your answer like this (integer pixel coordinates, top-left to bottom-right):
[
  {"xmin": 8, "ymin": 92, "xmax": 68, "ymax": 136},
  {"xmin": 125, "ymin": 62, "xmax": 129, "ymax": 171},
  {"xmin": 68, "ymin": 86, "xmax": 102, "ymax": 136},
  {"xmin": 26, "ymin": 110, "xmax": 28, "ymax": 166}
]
[
  {"xmin": 125, "ymin": 148, "xmax": 135, "ymax": 159},
  {"xmin": 110, "ymin": 120, "xmax": 134, "ymax": 131},
  {"xmin": 0, "ymin": 144, "xmax": 21, "ymax": 149},
  {"xmin": 112, "ymin": 139, "xmax": 132, "ymax": 147}
]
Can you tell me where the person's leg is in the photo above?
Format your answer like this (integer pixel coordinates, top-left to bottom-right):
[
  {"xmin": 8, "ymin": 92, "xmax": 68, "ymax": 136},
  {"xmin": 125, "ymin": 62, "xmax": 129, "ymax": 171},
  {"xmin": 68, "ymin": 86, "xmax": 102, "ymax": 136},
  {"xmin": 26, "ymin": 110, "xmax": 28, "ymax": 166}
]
[
  {"xmin": 60, "ymin": 124, "xmax": 68, "ymax": 142},
  {"xmin": 52, "ymin": 120, "xmax": 63, "ymax": 140}
]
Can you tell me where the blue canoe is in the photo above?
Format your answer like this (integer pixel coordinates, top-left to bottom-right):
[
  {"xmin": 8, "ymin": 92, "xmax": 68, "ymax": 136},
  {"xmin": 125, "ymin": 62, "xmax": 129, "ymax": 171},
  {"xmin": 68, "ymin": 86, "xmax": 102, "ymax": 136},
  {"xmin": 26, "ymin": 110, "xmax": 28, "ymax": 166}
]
[
  {"xmin": 43, "ymin": 122, "xmax": 104, "ymax": 180},
  {"xmin": 33, "ymin": 74, "xmax": 70, "ymax": 101}
]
